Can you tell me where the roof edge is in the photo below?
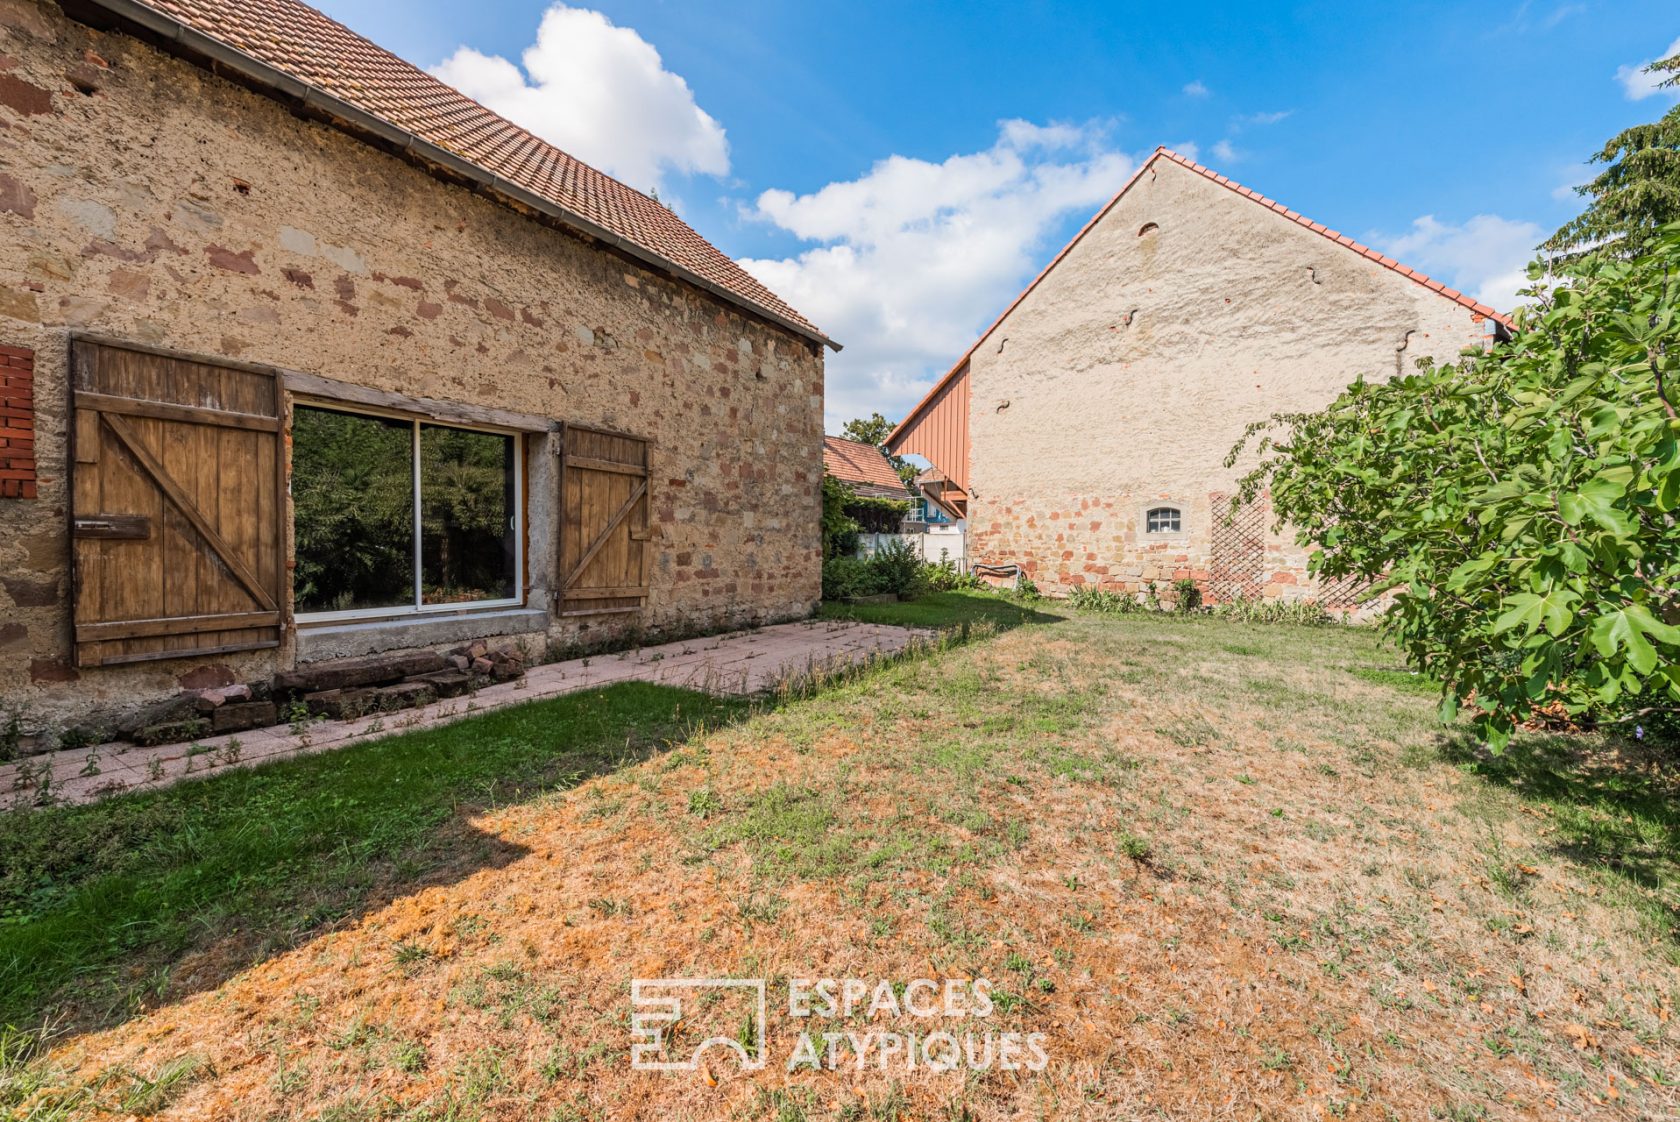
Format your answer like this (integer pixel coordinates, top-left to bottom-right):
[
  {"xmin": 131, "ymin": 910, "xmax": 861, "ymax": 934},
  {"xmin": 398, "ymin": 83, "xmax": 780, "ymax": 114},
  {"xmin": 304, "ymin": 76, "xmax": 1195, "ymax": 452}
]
[
  {"xmin": 65, "ymin": 0, "xmax": 841, "ymax": 352},
  {"xmin": 1154, "ymin": 148, "xmax": 1512, "ymax": 328},
  {"xmin": 887, "ymin": 145, "xmax": 1512, "ymax": 448},
  {"xmin": 823, "ymin": 433, "xmax": 888, "ymax": 451}
]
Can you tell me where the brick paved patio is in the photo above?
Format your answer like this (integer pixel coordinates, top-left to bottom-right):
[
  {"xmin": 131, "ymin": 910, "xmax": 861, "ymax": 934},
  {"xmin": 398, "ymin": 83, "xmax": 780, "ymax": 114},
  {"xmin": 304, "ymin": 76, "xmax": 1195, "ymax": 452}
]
[{"xmin": 1, "ymin": 619, "xmax": 930, "ymax": 809}]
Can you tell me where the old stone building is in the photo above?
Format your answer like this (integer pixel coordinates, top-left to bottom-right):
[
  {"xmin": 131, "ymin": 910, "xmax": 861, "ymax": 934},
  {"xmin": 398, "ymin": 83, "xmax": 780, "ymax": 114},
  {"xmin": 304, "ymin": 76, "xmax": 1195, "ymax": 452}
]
[
  {"xmin": 888, "ymin": 147, "xmax": 1510, "ymax": 603},
  {"xmin": 0, "ymin": 0, "xmax": 834, "ymax": 735}
]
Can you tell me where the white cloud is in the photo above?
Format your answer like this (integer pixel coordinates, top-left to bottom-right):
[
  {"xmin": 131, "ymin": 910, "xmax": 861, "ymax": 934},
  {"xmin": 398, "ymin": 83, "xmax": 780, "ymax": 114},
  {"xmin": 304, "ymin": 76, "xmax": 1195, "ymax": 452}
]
[
  {"xmin": 1169, "ymin": 140, "xmax": 1201, "ymax": 162},
  {"xmin": 739, "ymin": 122, "xmax": 1134, "ymax": 429},
  {"xmin": 1615, "ymin": 35, "xmax": 1680, "ymax": 100},
  {"xmin": 1183, "ymin": 80, "xmax": 1210, "ymax": 98},
  {"xmin": 1543, "ymin": 4, "xmax": 1585, "ymax": 29},
  {"xmin": 1211, "ymin": 139, "xmax": 1239, "ymax": 164},
  {"xmin": 1373, "ymin": 214, "xmax": 1545, "ymax": 313},
  {"xmin": 432, "ymin": 4, "xmax": 728, "ymax": 193},
  {"xmin": 1235, "ymin": 110, "xmax": 1292, "ymax": 128},
  {"xmin": 1500, "ymin": 1, "xmax": 1585, "ymax": 33},
  {"xmin": 1551, "ymin": 162, "xmax": 1593, "ymax": 201}
]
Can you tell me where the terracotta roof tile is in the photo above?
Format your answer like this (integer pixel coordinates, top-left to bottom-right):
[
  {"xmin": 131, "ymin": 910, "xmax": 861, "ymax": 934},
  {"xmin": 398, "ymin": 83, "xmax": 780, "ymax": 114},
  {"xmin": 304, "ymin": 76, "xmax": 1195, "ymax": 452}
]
[
  {"xmin": 823, "ymin": 436, "xmax": 909, "ymax": 497},
  {"xmin": 126, "ymin": 0, "xmax": 828, "ymax": 344}
]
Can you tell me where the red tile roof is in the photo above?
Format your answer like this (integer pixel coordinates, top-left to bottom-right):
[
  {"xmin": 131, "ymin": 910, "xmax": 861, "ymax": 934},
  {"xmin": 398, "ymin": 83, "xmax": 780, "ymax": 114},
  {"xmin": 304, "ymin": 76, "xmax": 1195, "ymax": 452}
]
[
  {"xmin": 823, "ymin": 436, "xmax": 909, "ymax": 498},
  {"xmin": 889, "ymin": 146, "xmax": 1511, "ymax": 448},
  {"xmin": 95, "ymin": 0, "xmax": 831, "ymax": 347}
]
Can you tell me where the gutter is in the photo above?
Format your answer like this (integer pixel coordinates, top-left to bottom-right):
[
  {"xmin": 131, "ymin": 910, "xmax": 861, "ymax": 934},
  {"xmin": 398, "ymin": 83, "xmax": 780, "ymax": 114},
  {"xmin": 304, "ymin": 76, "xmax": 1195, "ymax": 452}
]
[{"xmin": 68, "ymin": 0, "xmax": 840, "ymax": 353}]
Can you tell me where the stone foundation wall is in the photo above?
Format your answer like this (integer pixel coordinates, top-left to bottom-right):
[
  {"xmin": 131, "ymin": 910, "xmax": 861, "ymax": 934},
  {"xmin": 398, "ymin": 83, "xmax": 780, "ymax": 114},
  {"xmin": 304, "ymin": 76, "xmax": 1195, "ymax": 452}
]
[
  {"xmin": 0, "ymin": 0, "xmax": 823, "ymax": 740},
  {"xmin": 966, "ymin": 157, "xmax": 1491, "ymax": 602}
]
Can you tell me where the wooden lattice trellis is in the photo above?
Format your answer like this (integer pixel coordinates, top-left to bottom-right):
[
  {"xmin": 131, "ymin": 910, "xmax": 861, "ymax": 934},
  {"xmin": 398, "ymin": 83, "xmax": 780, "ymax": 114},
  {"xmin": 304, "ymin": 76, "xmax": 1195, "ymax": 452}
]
[
  {"xmin": 1315, "ymin": 570, "xmax": 1375, "ymax": 611},
  {"xmin": 1206, "ymin": 492, "xmax": 1267, "ymax": 604}
]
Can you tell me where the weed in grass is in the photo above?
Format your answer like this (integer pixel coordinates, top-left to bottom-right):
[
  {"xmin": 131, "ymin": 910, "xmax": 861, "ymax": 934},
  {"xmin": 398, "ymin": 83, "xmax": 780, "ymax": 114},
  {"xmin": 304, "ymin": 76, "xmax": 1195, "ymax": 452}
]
[
  {"xmin": 686, "ymin": 786, "xmax": 722, "ymax": 817},
  {"xmin": 1153, "ymin": 713, "xmax": 1218, "ymax": 748},
  {"xmin": 393, "ymin": 942, "xmax": 436, "ymax": 972},
  {"xmin": 990, "ymin": 988, "xmax": 1025, "ymax": 1014},
  {"xmin": 329, "ymin": 1014, "xmax": 375, "ymax": 1051},
  {"xmin": 750, "ymin": 1085, "xmax": 820, "ymax": 1122},
  {"xmin": 390, "ymin": 1037, "xmax": 427, "ymax": 1074},
  {"xmin": 283, "ymin": 700, "xmax": 313, "ymax": 737},
  {"xmin": 1118, "ymin": 833, "xmax": 1153, "ymax": 861},
  {"xmin": 114, "ymin": 1054, "xmax": 202, "ymax": 1114},
  {"xmin": 455, "ymin": 1046, "xmax": 509, "ymax": 1104},
  {"xmin": 1351, "ymin": 667, "xmax": 1440, "ymax": 695}
]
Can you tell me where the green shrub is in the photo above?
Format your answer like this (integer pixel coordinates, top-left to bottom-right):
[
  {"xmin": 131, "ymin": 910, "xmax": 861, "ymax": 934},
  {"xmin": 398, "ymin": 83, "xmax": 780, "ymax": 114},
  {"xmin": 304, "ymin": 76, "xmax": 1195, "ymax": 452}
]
[
  {"xmin": 923, "ymin": 555, "xmax": 982, "ymax": 592},
  {"xmin": 821, "ymin": 557, "xmax": 879, "ymax": 601},
  {"xmin": 1210, "ymin": 595, "xmax": 1336, "ymax": 627},
  {"xmin": 821, "ymin": 475, "xmax": 861, "ymax": 560},
  {"xmin": 1067, "ymin": 585, "xmax": 1140, "ymax": 614},
  {"xmin": 844, "ymin": 494, "xmax": 912, "ymax": 534},
  {"xmin": 1230, "ymin": 226, "xmax": 1680, "ymax": 748},
  {"xmin": 1171, "ymin": 578, "xmax": 1203, "ymax": 613},
  {"xmin": 868, "ymin": 537, "xmax": 925, "ymax": 598}
]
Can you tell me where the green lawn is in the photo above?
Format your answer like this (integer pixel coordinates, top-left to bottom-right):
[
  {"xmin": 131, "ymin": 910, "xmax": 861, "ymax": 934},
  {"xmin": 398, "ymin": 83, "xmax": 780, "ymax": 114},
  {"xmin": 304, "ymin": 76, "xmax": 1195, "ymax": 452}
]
[
  {"xmin": 0, "ymin": 683, "xmax": 746, "ymax": 1031},
  {"xmin": 816, "ymin": 587, "xmax": 1059, "ymax": 630},
  {"xmin": 4, "ymin": 597, "xmax": 1677, "ymax": 1121}
]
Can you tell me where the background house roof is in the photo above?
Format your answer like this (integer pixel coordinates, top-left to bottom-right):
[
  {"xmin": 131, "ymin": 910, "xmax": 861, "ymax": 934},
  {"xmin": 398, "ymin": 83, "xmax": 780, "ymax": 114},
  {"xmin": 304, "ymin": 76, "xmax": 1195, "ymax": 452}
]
[
  {"xmin": 823, "ymin": 436, "xmax": 909, "ymax": 499},
  {"xmin": 83, "ymin": 0, "xmax": 832, "ymax": 348},
  {"xmin": 888, "ymin": 146, "xmax": 1513, "ymax": 450}
]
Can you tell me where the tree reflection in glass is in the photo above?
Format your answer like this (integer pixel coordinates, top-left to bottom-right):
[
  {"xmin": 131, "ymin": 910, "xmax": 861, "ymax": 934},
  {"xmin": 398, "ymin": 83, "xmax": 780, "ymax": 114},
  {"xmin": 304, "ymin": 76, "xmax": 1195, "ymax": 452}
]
[
  {"xmin": 420, "ymin": 424, "xmax": 516, "ymax": 604},
  {"xmin": 291, "ymin": 406, "xmax": 415, "ymax": 614}
]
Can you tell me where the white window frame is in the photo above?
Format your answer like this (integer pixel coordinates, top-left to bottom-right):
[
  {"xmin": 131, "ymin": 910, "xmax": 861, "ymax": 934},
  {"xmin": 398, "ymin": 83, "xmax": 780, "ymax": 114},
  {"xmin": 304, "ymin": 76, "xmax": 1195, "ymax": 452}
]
[
  {"xmin": 291, "ymin": 398, "xmax": 525, "ymax": 624},
  {"xmin": 1144, "ymin": 505, "xmax": 1184, "ymax": 535}
]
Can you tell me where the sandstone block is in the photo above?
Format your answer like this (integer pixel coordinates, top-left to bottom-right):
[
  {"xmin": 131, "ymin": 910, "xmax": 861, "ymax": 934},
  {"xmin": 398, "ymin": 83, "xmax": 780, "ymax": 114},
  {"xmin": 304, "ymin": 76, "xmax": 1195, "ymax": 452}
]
[
  {"xmin": 210, "ymin": 701, "xmax": 276, "ymax": 734},
  {"xmin": 410, "ymin": 669, "xmax": 471, "ymax": 698}
]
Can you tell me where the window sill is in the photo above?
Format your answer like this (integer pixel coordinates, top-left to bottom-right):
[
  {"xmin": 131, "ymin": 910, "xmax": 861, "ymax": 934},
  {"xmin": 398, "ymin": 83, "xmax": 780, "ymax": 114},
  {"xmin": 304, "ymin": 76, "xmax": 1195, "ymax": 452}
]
[{"xmin": 294, "ymin": 607, "xmax": 549, "ymax": 664}]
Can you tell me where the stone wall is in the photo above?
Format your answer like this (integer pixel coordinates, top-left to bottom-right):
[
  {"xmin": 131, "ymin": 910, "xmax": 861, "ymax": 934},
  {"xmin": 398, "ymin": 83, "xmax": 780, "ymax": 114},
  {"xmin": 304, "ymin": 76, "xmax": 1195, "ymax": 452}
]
[
  {"xmin": 0, "ymin": 0, "xmax": 823, "ymax": 736},
  {"xmin": 965, "ymin": 157, "xmax": 1491, "ymax": 601}
]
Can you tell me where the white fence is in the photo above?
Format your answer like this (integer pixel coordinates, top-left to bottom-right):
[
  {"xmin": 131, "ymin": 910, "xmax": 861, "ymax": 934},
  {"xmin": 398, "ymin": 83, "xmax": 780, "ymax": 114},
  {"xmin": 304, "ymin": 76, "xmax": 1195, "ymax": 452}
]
[{"xmin": 857, "ymin": 527, "xmax": 967, "ymax": 570}]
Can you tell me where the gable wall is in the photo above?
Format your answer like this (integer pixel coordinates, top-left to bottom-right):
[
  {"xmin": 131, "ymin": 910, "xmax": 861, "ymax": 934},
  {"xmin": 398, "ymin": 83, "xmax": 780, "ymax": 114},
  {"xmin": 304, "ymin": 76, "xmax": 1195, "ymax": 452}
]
[
  {"xmin": 0, "ymin": 0, "xmax": 822, "ymax": 732},
  {"xmin": 965, "ymin": 158, "xmax": 1490, "ymax": 600}
]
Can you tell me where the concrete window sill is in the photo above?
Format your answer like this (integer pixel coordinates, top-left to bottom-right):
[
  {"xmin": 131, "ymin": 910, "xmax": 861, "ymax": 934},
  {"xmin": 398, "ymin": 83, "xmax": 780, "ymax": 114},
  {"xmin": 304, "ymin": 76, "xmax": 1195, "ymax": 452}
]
[{"xmin": 294, "ymin": 607, "xmax": 549, "ymax": 663}]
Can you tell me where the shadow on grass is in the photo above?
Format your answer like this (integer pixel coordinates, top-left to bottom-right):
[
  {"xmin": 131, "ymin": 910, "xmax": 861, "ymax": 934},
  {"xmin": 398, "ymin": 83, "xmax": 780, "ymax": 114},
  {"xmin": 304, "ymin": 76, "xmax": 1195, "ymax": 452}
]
[
  {"xmin": 815, "ymin": 589, "xmax": 1064, "ymax": 632},
  {"xmin": 0, "ymin": 682, "xmax": 751, "ymax": 1037},
  {"xmin": 1436, "ymin": 727, "xmax": 1680, "ymax": 943}
]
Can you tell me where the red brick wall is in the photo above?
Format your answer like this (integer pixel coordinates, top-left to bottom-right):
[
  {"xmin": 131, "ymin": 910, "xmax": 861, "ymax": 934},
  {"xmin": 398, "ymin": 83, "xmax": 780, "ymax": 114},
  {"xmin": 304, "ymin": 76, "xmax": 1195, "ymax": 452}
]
[{"xmin": 0, "ymin": 345, "xmax": 34, "ymax": 499}]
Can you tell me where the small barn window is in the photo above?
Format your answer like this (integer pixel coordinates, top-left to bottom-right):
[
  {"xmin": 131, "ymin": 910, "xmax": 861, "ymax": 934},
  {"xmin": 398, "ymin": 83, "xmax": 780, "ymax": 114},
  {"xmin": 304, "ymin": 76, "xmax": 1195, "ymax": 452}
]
[
  {"xmin": 1146, "ymin": 506, "xmax": 1182, "ymax": 534},
  {"xmin": 1138, "ymin": 222, "xmax": 1159, "ymax": 237}
]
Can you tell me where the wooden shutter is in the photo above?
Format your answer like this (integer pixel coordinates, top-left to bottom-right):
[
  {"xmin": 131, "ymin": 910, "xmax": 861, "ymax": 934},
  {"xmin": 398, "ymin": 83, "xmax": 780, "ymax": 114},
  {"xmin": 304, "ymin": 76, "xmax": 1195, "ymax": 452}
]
[
  {"xmin": 558, "ymin": 423, "xmax": 650, "ymax": 615},
  {"xmin": 70, "ymin": 339, "xmax": 285, "ymax": 667}
]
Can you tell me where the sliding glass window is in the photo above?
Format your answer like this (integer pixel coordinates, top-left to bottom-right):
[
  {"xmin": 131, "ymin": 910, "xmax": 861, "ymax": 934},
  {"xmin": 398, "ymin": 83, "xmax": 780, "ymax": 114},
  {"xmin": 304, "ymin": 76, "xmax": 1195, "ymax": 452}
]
[{"xmin": 291, "ymin": 404, "xmax": 522, "ymax": 620}]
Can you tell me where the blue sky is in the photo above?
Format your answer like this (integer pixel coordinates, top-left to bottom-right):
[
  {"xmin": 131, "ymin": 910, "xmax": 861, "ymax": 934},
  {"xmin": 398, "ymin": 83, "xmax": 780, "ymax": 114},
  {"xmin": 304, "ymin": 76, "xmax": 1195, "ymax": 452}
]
[{"xmin": 317, "ymin": 0, "xmax": 1678, "ymax": 429}]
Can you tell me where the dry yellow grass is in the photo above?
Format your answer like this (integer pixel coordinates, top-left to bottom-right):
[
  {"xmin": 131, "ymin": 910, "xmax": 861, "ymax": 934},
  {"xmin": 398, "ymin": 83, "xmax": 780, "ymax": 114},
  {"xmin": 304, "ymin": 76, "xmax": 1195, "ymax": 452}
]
[{"xmin": 20, "ymin": 608, "xmax": 1680, "ymax": 1120}]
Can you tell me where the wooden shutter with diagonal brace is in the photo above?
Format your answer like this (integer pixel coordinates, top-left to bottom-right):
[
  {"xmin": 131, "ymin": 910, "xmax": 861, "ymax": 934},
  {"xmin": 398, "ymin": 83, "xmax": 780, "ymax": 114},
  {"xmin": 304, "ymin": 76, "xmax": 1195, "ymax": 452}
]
[
  {"xmin": 69, "ymin": 339, "xmax": 286, "ymax": 667},
  {"xmin": 557, "ymin": 423, "xmax": 650, "ymax": 616}
]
